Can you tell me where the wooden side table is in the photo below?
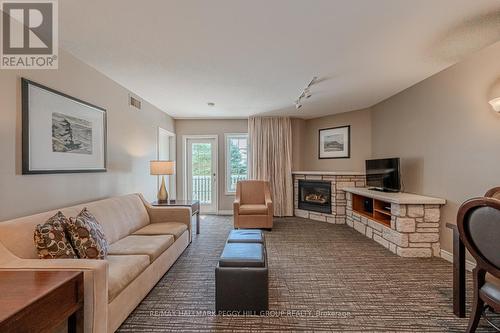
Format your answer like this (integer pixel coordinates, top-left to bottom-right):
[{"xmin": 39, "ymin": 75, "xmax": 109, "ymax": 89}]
[
  {"xmin": 152, "ymin": 200, "xmax": 201, "ymax": 234},
  {"xmin": 0, "ymin": 271, "xmax": 84, "ymax": 333}
]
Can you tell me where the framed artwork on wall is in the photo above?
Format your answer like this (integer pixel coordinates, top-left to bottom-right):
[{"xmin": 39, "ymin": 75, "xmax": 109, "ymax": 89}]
[
  {"xmin": 22, "ymin": 78, "xmax": 107, "ymax": 174},
  {"xmin": 318, "ymin": 125, "xmax": 350, "ymax": 159}
]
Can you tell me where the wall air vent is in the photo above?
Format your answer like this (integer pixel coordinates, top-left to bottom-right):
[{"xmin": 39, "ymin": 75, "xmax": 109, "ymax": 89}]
[{"xmin": 129, "ymin": 93, "xmax": 142, "ymax": 110}]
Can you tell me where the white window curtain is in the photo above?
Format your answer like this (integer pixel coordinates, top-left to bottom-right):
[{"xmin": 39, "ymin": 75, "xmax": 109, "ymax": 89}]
[{"xmin": 248, "ymin": 116, "xmax": 293, "ymax": 217}]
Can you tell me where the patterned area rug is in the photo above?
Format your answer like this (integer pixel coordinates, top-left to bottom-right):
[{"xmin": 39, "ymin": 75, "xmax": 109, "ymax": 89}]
[{"xmin": 118, "ymin": 216, "xmax": 498, "ymax": 332}]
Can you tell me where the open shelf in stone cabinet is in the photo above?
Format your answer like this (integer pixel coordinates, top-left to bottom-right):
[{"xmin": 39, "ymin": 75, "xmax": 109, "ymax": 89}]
[{"xmin": 352, "ymin": 194, "xmax": 391, "ymax": 227}]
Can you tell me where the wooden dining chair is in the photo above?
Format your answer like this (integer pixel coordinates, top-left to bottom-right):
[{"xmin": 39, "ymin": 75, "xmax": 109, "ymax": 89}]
[
  {"xmin": 485, "ymin": 187, "xmax": 500, "ymax": 200},
  {"xmin": 457, "ymin": 197, "xmax": 500, "ymax": 332}
]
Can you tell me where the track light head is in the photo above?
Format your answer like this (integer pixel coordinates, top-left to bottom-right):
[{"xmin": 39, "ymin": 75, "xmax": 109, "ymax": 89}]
[{"xmin": 295, "ymin": 103, "xmax": 302, "ymax": 110}]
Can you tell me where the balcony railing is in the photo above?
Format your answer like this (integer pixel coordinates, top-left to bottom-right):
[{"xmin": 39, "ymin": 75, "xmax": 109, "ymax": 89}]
[
  {"xmin": 192, "ymin": 174, "xmax": 247, "ymax": 203},
  {"xmin": 192, "ymin": 176, "xmax": 212, "ymax": 204}
]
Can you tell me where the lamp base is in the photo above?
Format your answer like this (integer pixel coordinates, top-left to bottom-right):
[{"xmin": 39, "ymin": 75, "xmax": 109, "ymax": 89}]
[{"xmin": 157, "ymin": 176, "xmax": 169, "ymax": 203}]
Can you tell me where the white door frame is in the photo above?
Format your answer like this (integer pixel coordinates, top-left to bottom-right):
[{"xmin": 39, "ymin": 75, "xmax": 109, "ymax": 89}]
[
  {"xmin": 182, "ymin": 135, "xmax": 218, "ymax": 213},
  {"xmin": 157, "ymin": 127, "xmax": 176, "ymax": 198}
]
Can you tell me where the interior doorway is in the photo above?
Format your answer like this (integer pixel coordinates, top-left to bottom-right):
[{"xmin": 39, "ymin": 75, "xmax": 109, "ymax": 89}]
[{"xmin": 158, "ymin": 127, "xmax": 176, "ymax": 199}]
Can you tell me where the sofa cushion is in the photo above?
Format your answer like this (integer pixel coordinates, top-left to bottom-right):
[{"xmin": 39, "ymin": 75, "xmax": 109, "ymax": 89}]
[
  {"xmin": 82, "ymin": 194, "xmax": 150, "ymax": 244},
  {"xmin": 239, "ymin": 204, "xmax": 268, "ymax": 215},
  {"xmin": 33, "ymin": 212, "xmax": 78, "ymax": 259},
  {"xmin": 108, "ymin": 235, "xmax": 174, "ymax": 262},
  {"xmin": 67, "ymin": 208, "xmax": 109, "ymax": 259},
  {"xmin": 132, "ymin": 222, "xmax": 187, "ymax": 239},
  {"xmin": 107, "ymin": 254, "xmax": 150, "ymax": 302}
]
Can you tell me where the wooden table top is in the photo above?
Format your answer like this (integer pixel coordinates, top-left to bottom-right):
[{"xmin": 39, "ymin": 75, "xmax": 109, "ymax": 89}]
[
  {"xmin": 151, "ymin": 200, "xmax": 200, "ymax": 207},
  {"xmin": 0, "ymin": 271, "xmax": 81, "ymax": 322}
]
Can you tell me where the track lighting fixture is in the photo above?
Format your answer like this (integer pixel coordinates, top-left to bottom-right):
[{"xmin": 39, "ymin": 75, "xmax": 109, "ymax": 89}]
[{"xmin": 294, "ymin": 76, "xmax": 317, "ymax": 110}]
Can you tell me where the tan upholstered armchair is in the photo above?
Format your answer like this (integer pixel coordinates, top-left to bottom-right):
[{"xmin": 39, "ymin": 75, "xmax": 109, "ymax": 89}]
[{"xmin": 234, "ymin": 180, "xmax": 273, "ymax": 229}]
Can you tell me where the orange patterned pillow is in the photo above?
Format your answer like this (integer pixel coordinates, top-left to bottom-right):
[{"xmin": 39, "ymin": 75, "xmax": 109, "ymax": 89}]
[
  {"xmin": 67, "ymin": 208, "xmax": 108, "ymax": 259},
  {"xmin": 34, "ymin": 212, "xmax": 78, "ymax": 259}
]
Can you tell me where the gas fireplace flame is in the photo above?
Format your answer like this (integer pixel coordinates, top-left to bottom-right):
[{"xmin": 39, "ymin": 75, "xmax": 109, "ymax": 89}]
[{"xmin": 305, "ymin": 193, "xmax": 328, "ymax": 204}]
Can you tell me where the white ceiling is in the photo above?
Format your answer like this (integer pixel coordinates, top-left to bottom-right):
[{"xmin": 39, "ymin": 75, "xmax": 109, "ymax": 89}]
[{"xmin": 59, "ymin": 0, "xmax": 500, "ymax": 119}]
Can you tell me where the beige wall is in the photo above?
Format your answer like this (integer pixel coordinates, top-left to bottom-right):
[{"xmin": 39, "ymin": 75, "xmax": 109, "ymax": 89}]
[
  {"xmin": 0, "ymin": 50, "xmax": 175, "ymax": 221},
  {"xmin": 371, "ymin": 41, "xmax": 500, "ymax": 254},
  {"xmin": 297, "ymin": 108, "xmax": 372, "ymax": 172},
  {"xmin": 291, "ymin": 118, "xmax": 305, "ymax": 171},
  {"xmin": 175, "ymin": 119, "xmax": 248, "ymax": 212}
]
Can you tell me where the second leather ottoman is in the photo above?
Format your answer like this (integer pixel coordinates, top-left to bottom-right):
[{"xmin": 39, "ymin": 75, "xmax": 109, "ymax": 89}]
[{"xmin": 226, "ymin": 229, "xmax": 264, "ymax": 244}]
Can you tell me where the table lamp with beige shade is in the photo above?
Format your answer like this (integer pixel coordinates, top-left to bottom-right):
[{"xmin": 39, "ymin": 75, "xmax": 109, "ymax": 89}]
[{"xmin": 150, "ymin": 160, "xmax": 175, "ymax": 203}]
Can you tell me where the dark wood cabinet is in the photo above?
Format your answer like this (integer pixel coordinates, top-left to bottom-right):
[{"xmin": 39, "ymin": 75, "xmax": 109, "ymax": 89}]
[{"xmin": 0, "ymin": 271, "xmax": 84, "ymax": 333}]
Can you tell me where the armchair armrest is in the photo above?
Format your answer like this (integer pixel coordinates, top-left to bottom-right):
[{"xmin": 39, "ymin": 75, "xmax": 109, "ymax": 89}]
[
  {"xmin": 234, "ymin": 182, "xmax": 242, "ymax": 214},
  {"xmin": 233, "ymin": 198, "xmax": 241, "ymax": 214},
  {"xmin": 265, "ymin": 199, "xmax": 273, "ymax": 216},
  {"xmin": 1, "ymin": 258, "xmax": 108, "ymax": 333},
  {"xmin": 264, "ymin": 183, "xmax": 273, "ymax": 215}
]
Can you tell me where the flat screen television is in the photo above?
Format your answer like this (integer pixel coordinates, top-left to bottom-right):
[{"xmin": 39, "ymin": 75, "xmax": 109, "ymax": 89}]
[{"xmin": 365, "ymin": 158, "xmax": 401, "ymax": 192}]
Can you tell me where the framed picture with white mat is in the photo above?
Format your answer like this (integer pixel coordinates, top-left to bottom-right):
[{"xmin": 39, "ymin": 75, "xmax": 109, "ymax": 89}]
[
  {"xmin": 22, "ymin": 78, "xmax": 107, "ymax": 174},
  {"xmin": 318, "ymin": 125, "xmax": 350, "ymax": 159}
]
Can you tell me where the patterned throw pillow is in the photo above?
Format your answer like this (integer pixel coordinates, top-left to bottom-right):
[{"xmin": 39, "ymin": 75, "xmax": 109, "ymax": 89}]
[
  {"xmin": 34, "ymin": 212, "xmax": 78, "ymax": 259},
  {"xmin": 67, "ymin": 208, "xmax": 108, "ymax": 259}
]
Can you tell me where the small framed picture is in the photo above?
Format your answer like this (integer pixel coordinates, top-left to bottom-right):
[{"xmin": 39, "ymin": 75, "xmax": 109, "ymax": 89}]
[
  {"xmin": 22, "ymin": 78, "xmax": 107, "ymax": 174},
  {"xmin": 318, "ymin": 125, "xmax": 350, "ymax": 159}
]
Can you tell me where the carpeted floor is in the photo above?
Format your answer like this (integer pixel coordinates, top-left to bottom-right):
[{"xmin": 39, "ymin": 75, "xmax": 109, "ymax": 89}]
[{"xmin": 118, "ymin": 215, "xmax": 498, "ymax": 332}]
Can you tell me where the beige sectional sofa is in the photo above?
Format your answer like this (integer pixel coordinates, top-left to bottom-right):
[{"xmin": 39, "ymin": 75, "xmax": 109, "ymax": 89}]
[{"xmin": 0, "ymin": 193, "xmax": 192, "ymax": 332}]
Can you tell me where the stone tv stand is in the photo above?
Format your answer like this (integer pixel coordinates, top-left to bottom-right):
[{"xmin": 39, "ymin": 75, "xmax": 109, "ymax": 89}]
[{"xmin": 343, "ymin": 187, "xmax": 446, "ymax": 258}]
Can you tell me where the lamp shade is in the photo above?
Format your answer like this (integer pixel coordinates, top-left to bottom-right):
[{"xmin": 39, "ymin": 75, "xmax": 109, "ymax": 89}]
[
  {"xmin": 489, "ymin": 97, "xmax": 500, "ymax": 112},
  {"xmin": 150, "ymin": 160, "xmax": 175, "ymax": 175}
]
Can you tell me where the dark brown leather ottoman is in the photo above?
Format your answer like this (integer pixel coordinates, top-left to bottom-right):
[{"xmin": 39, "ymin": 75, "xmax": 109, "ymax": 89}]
[{"xmin": 215, "ymin": 239, "xmax": 268, "ymax": 314}]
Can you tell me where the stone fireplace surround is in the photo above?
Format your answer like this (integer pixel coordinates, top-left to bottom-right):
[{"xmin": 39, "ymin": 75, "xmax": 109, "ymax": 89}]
[{"xmin": 293, "ymin": 171, "xmax": 366, "ymax": 224}]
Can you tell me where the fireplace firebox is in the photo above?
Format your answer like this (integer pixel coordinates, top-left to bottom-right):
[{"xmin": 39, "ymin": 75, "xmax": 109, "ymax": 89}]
[{"xmin": 298, "ymin": 180, "xmax": 332, "ymax": 214}]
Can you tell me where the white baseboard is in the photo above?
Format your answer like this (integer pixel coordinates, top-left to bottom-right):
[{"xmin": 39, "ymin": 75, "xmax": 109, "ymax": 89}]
[
  {"xmin": 217, "ymin": 210, "xmax": 233, "ymax": 216},
  {"xmin": 440, "ymin": 249, "xmax": 476, "ymax": 272}
]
